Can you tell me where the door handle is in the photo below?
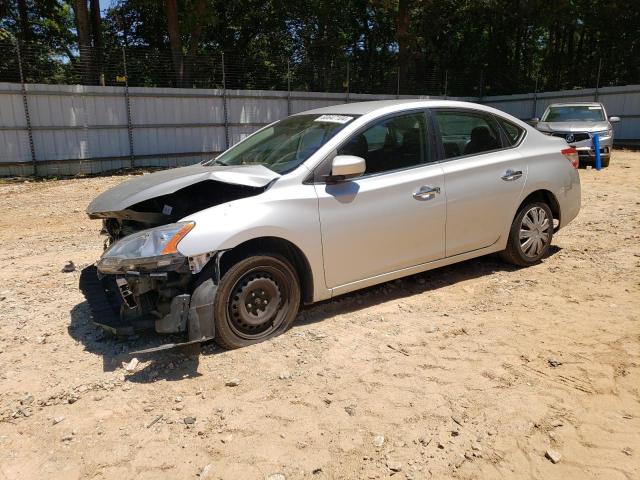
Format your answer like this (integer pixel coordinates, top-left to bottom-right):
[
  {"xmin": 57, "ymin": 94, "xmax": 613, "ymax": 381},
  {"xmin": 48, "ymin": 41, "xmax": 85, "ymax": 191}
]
[
  {"xmin": 501, "ymin": 169, "xmax": 523, "ymax": 181},
  {"xmin": 413, "ymin": 185, "xmax": 440, "ymax": 201}
]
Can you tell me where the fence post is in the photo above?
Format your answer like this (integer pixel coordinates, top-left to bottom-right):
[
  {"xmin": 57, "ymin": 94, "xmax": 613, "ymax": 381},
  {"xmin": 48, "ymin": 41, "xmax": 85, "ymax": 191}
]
[
  {"xmin": 122, "ymin": 46, "xmax": 134, "ymax": 168},
  {"xmin": 286, "ymin": 60, "xmax": 291, "ymax": 116},
  {"xmin": 532, "ymin": 75, "xmax": 539, "ymax": 119},
  {"xmin": 15, "ymin": 41, "xmax": 37, "ymax": 176},
  {"xmin": 221, "ymin": 53, "xmax": 230, "ymax": 150},
  {"xmin": 443, "ymin": 70, "xmax": 448, "ymax": 99},
  {"xmin": 594, "ymin": 58, "xmax": 602, "ymax": 101},
  {"xmin": 345, "ymin": 61, "xmax": 350, "ymax": 103}
]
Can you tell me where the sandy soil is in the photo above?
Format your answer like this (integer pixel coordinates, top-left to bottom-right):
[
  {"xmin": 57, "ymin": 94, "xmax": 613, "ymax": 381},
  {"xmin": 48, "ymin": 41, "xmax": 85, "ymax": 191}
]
[{"xmin": 0, "ymin": 152, "xmax": 638, "ymax": 480}]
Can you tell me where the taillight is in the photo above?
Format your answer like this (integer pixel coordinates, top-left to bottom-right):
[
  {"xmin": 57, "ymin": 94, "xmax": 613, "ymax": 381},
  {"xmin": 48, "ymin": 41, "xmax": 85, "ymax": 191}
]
[{"xmin": 561, "ymin": 147, "xmax": 579, "ymax": 169}]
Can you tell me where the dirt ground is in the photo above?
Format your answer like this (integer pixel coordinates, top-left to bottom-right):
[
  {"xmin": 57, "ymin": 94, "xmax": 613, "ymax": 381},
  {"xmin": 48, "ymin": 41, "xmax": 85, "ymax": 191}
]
[{"xmin": 0, "ymin": 151, "xmax": 638, "ymax": 480}]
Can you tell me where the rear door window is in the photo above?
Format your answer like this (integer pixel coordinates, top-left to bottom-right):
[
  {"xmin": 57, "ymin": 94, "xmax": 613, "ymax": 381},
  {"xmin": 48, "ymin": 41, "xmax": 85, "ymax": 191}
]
[{"xmin": 434, "ymin": 110, "xmax": 503, "ymax": 159}]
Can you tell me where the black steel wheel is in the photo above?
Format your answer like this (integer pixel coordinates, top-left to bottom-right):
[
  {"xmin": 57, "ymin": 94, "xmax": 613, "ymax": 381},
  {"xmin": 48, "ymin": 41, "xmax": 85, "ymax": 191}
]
[{"xmin": 214, "ymin": 254, "xmax": 300, "ymax": 349}]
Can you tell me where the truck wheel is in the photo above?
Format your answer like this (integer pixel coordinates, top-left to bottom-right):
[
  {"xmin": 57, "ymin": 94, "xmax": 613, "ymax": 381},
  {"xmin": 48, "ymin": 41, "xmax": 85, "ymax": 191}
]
[
  {"xmin": 213, "ymin": 254, "xmax": 300, "ymax": 349},
  {"xmin": 500, "ymin": 202, "xmax": 554, "ymax": 267}
]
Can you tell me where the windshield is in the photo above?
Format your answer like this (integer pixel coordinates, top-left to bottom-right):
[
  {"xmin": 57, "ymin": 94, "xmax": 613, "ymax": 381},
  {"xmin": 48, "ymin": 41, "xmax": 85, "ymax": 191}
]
[
  {"xmin": 542, "ymin": 105, "xmax": 605, "ymax": 122},
  {"xmin": 203, "ymin": 114, "xmax": 356, "ymax": 173}
]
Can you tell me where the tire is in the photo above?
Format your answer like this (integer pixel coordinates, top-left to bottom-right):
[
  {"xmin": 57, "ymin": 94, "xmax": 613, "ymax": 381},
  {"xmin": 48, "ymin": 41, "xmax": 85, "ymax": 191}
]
[
  {"xmin": 500, "ymin": 201, "xmax": 554, "ymax": 267},
  {"xmin": 601, "ymin": 155, "xmax": 610, "ymax": 168},
  {"xmin": 213, "ymin": 254, "xmax": 301, "ymax": 349}
]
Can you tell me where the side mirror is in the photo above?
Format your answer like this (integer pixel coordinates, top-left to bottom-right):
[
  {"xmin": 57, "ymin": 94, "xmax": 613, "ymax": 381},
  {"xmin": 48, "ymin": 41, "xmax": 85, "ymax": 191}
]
[
  {"xmin": 609, "ymin": 116, "xmax": 620, "ymax": 123},
  {"xmin": 327, "ymin": 155, "xmax": 366, "ymax": 183},
  {"xmin": 530, "ymin": 117, "xmax": 540, "ymax": 124}
]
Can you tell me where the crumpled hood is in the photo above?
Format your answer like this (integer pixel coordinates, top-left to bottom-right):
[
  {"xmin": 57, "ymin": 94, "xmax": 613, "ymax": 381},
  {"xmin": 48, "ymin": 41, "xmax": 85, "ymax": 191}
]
[
  {"xmin": 537, "ymin": 121, "xmax": 610, "ymax": 132},
  {"xmin": 87, "ymin": 163, "xmax": 280, "ymax": 215}
]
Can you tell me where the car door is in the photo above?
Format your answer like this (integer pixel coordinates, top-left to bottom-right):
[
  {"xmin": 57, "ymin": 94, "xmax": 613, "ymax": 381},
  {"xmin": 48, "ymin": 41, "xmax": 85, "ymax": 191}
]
[
  {"xmin": 432, "ymin": 108, "xmax": 527, "ymax": 257},
  {"xmin": 314, "ymin": 110, "xmax": 446, "ymax": 289}
]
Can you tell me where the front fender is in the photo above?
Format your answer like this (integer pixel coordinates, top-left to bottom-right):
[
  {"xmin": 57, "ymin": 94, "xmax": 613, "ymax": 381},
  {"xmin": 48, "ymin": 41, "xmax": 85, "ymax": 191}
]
[{"xmin": 176, "ymin": 186, "xmax": 330, "ymax": 302}]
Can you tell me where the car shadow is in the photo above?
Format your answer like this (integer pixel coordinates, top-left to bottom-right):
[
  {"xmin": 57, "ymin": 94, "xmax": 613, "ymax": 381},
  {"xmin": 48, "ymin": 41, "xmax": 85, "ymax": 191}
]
[
  {"xmin": 68, "ymin": 247, "xmax": 560, "ymax": 381},
  {"xmin": 295, "ymin": 247, "xmax": 561, "ymax": 327}
]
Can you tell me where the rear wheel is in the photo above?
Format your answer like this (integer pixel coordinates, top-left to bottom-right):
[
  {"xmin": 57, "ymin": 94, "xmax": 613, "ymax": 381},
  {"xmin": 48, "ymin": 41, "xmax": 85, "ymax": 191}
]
[
  {"xmin": 213, "ymin": 254, "xmax": 300, "ymax": 349},
  {"xmin": 500, "ymin": 202, "xmax": 553, "ymax": 267}
]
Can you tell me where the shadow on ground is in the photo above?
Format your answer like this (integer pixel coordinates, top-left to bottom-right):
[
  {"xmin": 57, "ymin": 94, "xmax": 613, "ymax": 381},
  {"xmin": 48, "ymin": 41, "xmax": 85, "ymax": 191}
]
[
  {"xmin": 296, "ymin": 247, "xmax": 559, "ymax": 327},
  {"xmin": 68, "ymin": 248, "xmax": 560, "ymax": 382},
  {"xmin": 68, "ymin": 302, "xmax": 209, "ymax": 383}
]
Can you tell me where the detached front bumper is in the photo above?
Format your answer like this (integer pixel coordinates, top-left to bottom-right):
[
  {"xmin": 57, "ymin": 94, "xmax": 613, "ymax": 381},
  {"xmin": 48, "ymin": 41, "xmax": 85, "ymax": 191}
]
[{"xmin": 79, "ymin": 265, "xmax": 155, "ymax": 336}]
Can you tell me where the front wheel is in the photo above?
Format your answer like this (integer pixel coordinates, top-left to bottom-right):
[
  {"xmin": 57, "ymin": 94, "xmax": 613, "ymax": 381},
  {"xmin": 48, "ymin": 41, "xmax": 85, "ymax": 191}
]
[
  {"xmin": 500, "ymin": 202, "xmax": 553, "ymax": 267},
  {"xmin": 213, "ymin": 254, "xmax": 301, "ymax": 349}
]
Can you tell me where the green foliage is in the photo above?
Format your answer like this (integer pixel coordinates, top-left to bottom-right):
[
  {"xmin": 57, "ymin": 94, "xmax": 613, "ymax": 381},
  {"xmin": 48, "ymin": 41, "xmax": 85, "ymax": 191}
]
[{"xmin": 1, "ymin": 0, "xmax": 638, "ymax": 94}]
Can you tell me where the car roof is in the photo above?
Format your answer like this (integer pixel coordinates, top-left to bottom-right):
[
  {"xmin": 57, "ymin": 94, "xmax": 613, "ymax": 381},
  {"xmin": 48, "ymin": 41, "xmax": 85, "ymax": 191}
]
[
  {"xmin": 547, "ymin": 102, "xmax": 603, "ymax": 108},
  {"xmin": 296, "ymin": 99, "xmax": 504, "ymax": 116}
]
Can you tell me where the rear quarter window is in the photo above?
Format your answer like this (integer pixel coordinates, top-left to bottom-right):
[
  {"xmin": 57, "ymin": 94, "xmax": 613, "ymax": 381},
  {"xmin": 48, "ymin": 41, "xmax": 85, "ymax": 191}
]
[{"xmin": 497, "ymin": 117, "xmax": 525, "ymax": 146}]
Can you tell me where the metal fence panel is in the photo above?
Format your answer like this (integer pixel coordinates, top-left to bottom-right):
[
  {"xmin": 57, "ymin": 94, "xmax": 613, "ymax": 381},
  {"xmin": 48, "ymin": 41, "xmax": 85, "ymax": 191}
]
[
  {"xmin": 226, "ymin": 89, "xmax": 288, "ymax": 124},
  {"xmin": 290, "ymin": 92, "xmax": 351, "ymax": 114},
  {"xmin": 0, "ymin": 81, "xmax": 638, "ymax": 177},
  {"xmin": 32, "ymin": 128, "xmax": 129, "ymax": 160},
  {"xmin": 0, "ymin": 130, "xmax": 30, "ymax": 163},
  {"xmin": 0, "ymin": 84, "xmax": 30, "ymax": 169},
  {"xmin": 0, "ymin": 85, "xmax": 27, "ymax": 126},
  {"xmin": 26, "ymin": 85, "xmax": 127, "ymax": 126}
]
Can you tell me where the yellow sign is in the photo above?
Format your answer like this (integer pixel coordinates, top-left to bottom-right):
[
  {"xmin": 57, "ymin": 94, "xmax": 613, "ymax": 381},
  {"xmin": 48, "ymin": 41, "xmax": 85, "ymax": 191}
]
[{"xmin": 115, "ymin": 75, "xmax": 127, "ymax": 83}]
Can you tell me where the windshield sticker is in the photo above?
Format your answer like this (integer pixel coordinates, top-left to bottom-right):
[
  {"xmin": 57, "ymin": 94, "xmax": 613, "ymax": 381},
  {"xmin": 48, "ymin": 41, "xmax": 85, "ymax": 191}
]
[
  {"xmin": 588, "ymin": 106, "xmax": 602, "ymax": 110},
  {"xmin": 315, "ymin": 114, "xmax": 353, "ymax": 124}
]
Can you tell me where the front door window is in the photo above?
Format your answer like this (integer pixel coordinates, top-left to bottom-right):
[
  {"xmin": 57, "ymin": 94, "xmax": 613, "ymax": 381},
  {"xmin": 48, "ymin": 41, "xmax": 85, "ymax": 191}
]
[{"xmin": 338, "ymin": 112, "xmax": 429, "ymax": 174}]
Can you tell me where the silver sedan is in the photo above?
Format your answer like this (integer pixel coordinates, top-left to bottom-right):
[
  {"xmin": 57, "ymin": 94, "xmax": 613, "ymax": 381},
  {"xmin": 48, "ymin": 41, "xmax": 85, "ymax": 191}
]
[
  {"xmin": 534, "ymin": 102, "xmax": 620, "ymax": 167},
  {"xmin": 85, "ymin": 100, "xmax": 581, "ymax": 350}
]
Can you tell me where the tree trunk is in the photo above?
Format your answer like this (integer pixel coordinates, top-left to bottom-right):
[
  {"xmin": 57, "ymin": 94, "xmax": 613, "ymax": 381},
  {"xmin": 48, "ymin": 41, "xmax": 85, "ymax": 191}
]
[
  {"xmin": 182, "ymin": 0, "xmax": 208, "ymax": 87},
  {"xmin": 165, "ymin": 0, "xmax": 184, "ymax": 87},
  {"xmin": 17, "ymin": 0, "xmax": 31, "ymax": 42},
  {"xmin": 90, "ymin": 0, "xmax": 103, "ymax": 85},
  {"xmin": 74, "ymin": 0, "xmax": 93, "ymax": 84},
  {"xmin": 396, "ymin": 0, "xmax": 411, "ymax": 94}
]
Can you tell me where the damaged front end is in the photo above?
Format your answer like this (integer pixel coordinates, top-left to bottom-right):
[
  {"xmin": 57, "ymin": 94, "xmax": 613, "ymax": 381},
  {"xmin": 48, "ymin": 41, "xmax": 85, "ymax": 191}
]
[
  {"xmin": 80, "ymin": 164, "xmax": 279, "ymax": 350},
  {"xmin": 80, "ymin": 221, "xmax": 219, "ymax": 348}
]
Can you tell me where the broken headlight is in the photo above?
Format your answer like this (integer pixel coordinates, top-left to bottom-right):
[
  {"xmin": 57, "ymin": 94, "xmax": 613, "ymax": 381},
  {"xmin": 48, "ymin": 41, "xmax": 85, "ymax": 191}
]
[{"xmin": 98, "ymin": 222, "xmax": 194, "ymax": 273}]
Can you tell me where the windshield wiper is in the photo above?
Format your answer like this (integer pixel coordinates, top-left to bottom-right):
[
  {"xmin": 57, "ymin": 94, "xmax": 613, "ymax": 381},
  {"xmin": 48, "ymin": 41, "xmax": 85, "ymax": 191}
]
[{"xmin": 205, "ymin": 158, "xmax": 227, "ymax": 166}]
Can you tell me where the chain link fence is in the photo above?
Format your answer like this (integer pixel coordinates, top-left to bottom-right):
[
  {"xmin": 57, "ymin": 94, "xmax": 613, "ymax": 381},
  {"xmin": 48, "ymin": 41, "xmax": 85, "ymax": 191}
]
[
  {"xmin": 0, "ymin": 40, "xmax": 496, "ymax": 97},
  {"xmin": 1, "ymin": 39, "xmax": 624, "ymax": 101}
]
